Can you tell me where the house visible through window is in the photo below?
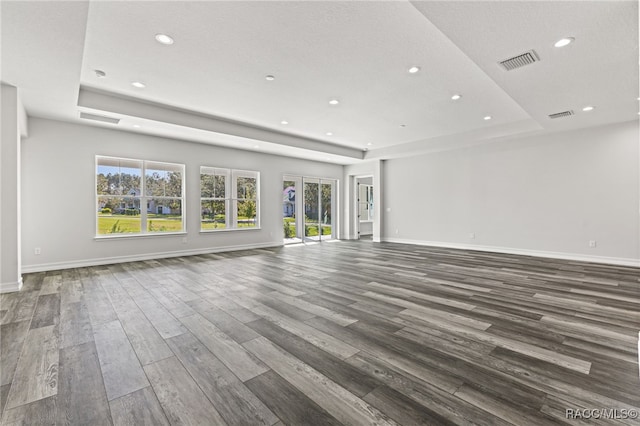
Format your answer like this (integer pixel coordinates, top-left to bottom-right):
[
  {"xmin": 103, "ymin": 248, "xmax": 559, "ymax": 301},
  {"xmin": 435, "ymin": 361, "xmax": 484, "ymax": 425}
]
[
  {"xmin": 201, "ymin": 167, "xmax": 259, "ymax": 231},
  {"xmin": 96, "ymin": 156, "xmax": 185, "ymax": 236}
]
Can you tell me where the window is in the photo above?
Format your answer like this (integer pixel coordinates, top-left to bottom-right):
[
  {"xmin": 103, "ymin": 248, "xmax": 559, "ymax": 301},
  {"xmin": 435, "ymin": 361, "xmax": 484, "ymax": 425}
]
[
  {"xmin": 201, "ymin": 167, "xmax": 259, "ymax": 231},
  {"xmin": 96, "ymin": 156, "xmax": 185, "ymax": 236},
  {"xmin": 234, "ymin": 170, "xmax": 259, "ymax": 229},
  {"xmin": 200, "ymin": 167, "xmax": 229, "ymax": 230}
]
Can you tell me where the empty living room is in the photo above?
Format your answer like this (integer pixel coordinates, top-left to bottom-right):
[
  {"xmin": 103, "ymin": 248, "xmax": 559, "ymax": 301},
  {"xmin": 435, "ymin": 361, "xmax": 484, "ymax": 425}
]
[{"xmin": 1, "ymin": 1, "xmax": 638, "ymax": 425}]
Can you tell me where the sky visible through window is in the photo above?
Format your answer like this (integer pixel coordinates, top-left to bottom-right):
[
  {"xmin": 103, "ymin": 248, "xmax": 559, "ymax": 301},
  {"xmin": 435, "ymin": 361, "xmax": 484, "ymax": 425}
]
[{"xmin": 97, "ymin": 165, "xmax": 141, "ymax": 176}]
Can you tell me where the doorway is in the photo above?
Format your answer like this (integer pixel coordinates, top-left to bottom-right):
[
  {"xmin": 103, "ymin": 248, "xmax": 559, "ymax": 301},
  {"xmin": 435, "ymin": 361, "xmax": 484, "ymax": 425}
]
[
  {"xmin": 283, "ymin": 175, "xmax": 336, "ymax": 244},
  {"xmin": 355, "ymin": 176, "xmax": 374, "ymax": 240},
  {"xmin": 283, "ymin": 176, "xmax": 301, "ymax": 244}
]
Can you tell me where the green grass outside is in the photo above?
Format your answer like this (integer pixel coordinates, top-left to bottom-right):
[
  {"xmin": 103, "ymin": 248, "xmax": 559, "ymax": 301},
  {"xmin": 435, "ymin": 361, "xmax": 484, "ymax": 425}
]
[
  {"xmin": 301, "ymin": 224, "xmax": 332, "ymax": 237},
  {"xmin": 305, "ymin": 226, "xmax": 332, "ymax": 236},
  {"xmin": 201, "ymin": 218, "xmax": 257, "ymax": 231},
  {"xmin": 201, "ymin": 221, "xmax": 227, "ymax": 230},
  {"xmin": 148, "ymin": 217, "xmax": 183, "ymax": 232},
  {"xmin": 98, "ymin": 214, "xmax": 183, "ymax": 234},
  {"xmin": 283, "ymin": 217, "xmax": 296, "ymax": 238},
  {"xmin": 284, "ymin": 217, "xmax": 331, "ymax": 237},
  {"xmin": 98, "ymin": 216, "xmax": 141, "ymax": 234},
  {"xmin": 98, "ymin": 214, "xmax": 257, "ymax": 234}
]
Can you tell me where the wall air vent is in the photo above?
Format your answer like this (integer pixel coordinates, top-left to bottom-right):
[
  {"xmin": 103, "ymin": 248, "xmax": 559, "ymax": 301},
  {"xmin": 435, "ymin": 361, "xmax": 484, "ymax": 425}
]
[
  {"xmin": 548, "ymin": 110, "xmax": 575, "ymax": 119},
  {"xmin": 499, "ymin": 50, "xmax": 540, "ymax": 71},
  {"xmin": 80, "ymin": 112, "xmax": 120, "ymax": 124}
]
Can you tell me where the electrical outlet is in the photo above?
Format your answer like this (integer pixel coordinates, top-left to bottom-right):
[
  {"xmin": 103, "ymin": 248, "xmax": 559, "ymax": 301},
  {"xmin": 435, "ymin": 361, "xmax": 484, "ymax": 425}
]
[
  {"xmin": 469, "ymin": 233, "xmax": 475, "ymax": 239},
  {"xmin": 395, "ymin": 228, "xmax": 399, "ymax": 235},
  {"xmin": 181, "ymin": 237, "xmax": 188, "ymax": 244},
  {"xmin": 34, "ymin": 247, "xmax": 41, "ymax": 255},
  {"xmin": 589, "ymin": 240, "xmax": 597, "ymax": 248}
]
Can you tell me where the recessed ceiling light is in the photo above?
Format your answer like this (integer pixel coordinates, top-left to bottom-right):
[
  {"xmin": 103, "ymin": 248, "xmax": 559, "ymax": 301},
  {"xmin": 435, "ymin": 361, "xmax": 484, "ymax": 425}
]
[
  {"xmin": 484, "ymin": 116, "xmax": 492, "ymax": 120},
  {"xmin": 281, "ymin": 120, "xmax": 289, "ymax": 125},
  {"xmin": 367, "ymin": 142, "xmax": 372, "ymax": 146},
  {"xmin": 451, "ymin": 94, "xmax": 462, "ymax": 100},
  {"xmin": 131, "ymin": 81, "xmax": 146, "ymax": 88},
  {"xmin": 329, "ymin": 99, "xmax": 340, "ymax": 105},
  {"xmin": 155, "ymin": 34, "xmax": 174, "ymax": 45},
  {"xmin": 94, "ymin": 69, "xmax": 106, "ymax": 78},
  {"xmin": 326, "ymin": 132, "xmax": 333, "ymax": 136},
  {"xmin": 133, "ymin": 124, "xmax": 141, "ymax": 128},
  {"xmin": 582, "ymin": 106, "xmax": 595, "ymax": 112},
  {"xmin": 265, "ymin": 75, "xmax": 275, "ymax": 81},
  {"xmin": 554, "ymin": 37, "xmax": 574, "ymax": 48},
  {"xmin": 408, "ymin": 66, "xmax": 420, "ymax": 74}
]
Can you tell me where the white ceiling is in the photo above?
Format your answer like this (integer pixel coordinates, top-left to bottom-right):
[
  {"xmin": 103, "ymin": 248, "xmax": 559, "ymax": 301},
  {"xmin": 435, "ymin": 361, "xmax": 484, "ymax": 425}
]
[{"xmin": 2, "ymin": 1, "xmax": 638, "ymax": 164}]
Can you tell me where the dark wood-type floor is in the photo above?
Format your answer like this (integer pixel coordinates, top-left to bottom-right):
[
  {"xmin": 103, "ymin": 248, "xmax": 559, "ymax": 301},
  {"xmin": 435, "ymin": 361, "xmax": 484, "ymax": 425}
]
[{"xmin": 1, "ymin": 240, "xmax": 639, "ymax": 425}]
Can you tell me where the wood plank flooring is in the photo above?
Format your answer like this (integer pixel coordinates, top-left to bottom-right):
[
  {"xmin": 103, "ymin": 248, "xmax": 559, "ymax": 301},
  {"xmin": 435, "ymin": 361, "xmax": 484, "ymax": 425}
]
[{"xmin": 1, "ymin": 240, "xmax": 638, "ymax": 425}]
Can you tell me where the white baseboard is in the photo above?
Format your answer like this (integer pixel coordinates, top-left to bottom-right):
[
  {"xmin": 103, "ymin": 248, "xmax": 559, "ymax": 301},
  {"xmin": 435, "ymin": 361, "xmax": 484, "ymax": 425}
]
[
  {"xmin": 381, "ymin": 238, "xmax": 640, "ymax": 268},
  {"xmin": 0, "ymin": 277, "xmax": 23, "ymax": 293},
  {"xmin": 21, "ymin": 242, "xmax": 283, "ymax": 273}
]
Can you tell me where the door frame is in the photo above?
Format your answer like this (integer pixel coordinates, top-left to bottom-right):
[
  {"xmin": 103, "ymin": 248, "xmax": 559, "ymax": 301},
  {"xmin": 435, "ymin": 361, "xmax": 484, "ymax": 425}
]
[
  {"xmin": 283, "ymin": 175, "xmax": 303, "ymax": 243},
  {"xmin": 283, "ymin": 174, "xmax": 337, "ymax": 243},
  {"xmin": 353, "ymin": 175, "xmax": 373, "ymax": 240}
]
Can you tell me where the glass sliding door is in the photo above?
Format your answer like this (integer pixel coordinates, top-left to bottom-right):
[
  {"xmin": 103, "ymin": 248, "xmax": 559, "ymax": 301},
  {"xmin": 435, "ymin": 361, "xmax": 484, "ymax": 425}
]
[
  {"xmin": 283, "ymin": 176, "xmax": 303, "ymax": 243},
  {"xmin": 320, "ymin": 181, "xmax": 334, "ymax": 240},
  {"xmin": 303, "ymin": 178, "xmax": 321, "ymax": 241},
  {"xmin": 285, "ymin": 175, "xmax": 335, "ymax": 244},
  {"xmin": 301, "ymin": 177, "xmax": 335, "ymax": 242}
]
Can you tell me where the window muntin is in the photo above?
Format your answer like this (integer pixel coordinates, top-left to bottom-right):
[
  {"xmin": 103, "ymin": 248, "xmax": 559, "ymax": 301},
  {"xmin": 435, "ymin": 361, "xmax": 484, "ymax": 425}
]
[{"xmin": 96, "ymin": 156, "xmax": 185, "ymax": 236}]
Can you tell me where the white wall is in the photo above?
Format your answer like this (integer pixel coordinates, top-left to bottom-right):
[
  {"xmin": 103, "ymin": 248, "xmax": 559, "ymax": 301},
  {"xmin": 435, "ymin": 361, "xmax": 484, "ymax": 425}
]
[
  {"xmin": 1, "ymin": 84, "xmax": 23, "ymax": 291},
  {"xmin": 383, "ymin": 120, "xmax": 640, "ymax": 266},
  {"xmin": 21, "ymin": 118, "xmax": 342, "ymax": 271},
  {"xmin": 19, "ymin": 118, "xmax": 640, "ymax": 270}
]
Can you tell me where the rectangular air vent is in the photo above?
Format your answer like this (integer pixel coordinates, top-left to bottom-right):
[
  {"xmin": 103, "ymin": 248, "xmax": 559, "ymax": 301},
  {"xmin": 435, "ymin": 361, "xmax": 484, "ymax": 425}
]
[
  {"xmin": 80, "ymin": 112, "xmax": 120, "ymax": 124},
  {"xmin": 548, "ymin": 110, "xmax": 575, "ymax": 119},
  {"xmin": 499, "ymin": 50, "xmax": 540, "ymax": 71}
]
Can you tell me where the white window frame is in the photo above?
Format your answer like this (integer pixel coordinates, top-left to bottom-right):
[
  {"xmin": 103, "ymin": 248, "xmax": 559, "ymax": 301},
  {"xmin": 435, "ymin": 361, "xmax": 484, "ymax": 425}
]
[
  {"xmin": 200, "ymin": 167, "xmax": 231, "ymax": 230},
  {"xmin": 200, "ymin": 166, "xmax": 260, "ymax": 232},
  {"xmin": 96, "ymin": 156, "xmax": 186, "ymax": 238}
]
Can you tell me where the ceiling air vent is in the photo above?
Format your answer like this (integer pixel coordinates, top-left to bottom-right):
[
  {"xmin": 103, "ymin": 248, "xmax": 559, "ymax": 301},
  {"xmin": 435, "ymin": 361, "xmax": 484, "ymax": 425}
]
[
  {"xmin": 499, "ymin": 50, "xmax": 540, "ymax": 71},
  {"xmin": 80, "ymin": 112, "xmax": 120, "ymax": 124},
  {"xmin": 548, "ymin": 110, "xmax": 575, "ymax": 119}
]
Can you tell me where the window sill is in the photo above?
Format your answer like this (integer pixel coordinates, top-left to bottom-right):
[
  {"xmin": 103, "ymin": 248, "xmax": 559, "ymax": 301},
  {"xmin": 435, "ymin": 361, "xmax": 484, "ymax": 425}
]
[
  {"xmin": 200, "ymin": 227, "xmax": 261, "ymax": 234},
  {"xmin": 95, "ymin": 232, "xmax": 187, "ymax": 241}
]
